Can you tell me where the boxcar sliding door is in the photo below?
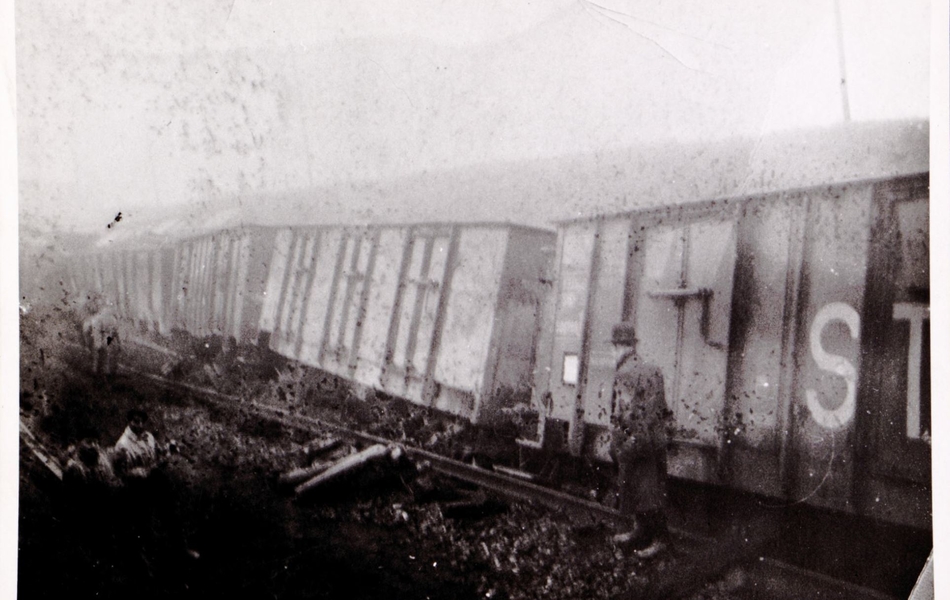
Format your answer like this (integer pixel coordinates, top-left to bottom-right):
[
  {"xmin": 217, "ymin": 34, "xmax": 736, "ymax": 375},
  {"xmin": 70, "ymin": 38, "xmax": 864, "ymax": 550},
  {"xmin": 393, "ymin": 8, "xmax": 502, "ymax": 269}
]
[{"xmin": 633, "ymin": 217, "xmax": 737, "ymax": 479}]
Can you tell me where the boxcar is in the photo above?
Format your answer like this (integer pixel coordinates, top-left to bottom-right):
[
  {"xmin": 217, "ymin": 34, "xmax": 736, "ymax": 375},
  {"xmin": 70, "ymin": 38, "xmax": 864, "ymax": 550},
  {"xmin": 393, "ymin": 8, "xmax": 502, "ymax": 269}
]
[
  {"xmin": 71, "ymin": 225, "xmax": 278, "ymax": 351},
  {"xmin": 168, "ymin": 226, "xmax": 277, "ymax": 345},
  {"xmin": 72, "ymin": 244, "xmax": 175, "ymax": 336},
  {"xmin": 258, "ymin": 222, "xmax": 555, "ymax": 422},
  {"xmin": 530, "ymin": 173, "xmax": 930, "ymax": 529}
]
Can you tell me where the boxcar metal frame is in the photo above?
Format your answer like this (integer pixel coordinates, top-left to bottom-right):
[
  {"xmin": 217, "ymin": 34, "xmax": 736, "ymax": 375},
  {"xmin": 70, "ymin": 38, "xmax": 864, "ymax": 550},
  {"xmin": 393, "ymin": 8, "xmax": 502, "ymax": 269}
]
[{"xmin": 531, "ymin": 172, "xmax": 930, "ymax": 529}]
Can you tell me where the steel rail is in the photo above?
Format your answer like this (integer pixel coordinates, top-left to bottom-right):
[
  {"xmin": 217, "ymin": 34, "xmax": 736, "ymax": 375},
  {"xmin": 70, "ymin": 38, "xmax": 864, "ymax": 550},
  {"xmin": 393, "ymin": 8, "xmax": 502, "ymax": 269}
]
[{"xmin": 122, "ymin": 366, "xmax": 628, "ymax": 525}]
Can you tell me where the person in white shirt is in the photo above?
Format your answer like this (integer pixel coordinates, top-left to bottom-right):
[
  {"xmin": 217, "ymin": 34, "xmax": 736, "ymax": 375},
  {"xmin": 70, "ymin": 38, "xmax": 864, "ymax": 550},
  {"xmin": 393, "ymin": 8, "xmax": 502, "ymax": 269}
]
[{"xmin": 113, "ymin": 408, "xmax": 158, "ymax": 483}]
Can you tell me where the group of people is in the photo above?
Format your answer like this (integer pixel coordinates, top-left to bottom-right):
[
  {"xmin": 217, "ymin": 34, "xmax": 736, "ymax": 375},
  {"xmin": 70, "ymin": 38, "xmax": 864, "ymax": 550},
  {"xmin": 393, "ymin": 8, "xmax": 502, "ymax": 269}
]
[
  {"xmin": 63, "ymin": 408, "xmax": 159, "ymax": 492},
  {"xmin": 63, "ymin": 407, "xmax": 193, "ymax": 572}
]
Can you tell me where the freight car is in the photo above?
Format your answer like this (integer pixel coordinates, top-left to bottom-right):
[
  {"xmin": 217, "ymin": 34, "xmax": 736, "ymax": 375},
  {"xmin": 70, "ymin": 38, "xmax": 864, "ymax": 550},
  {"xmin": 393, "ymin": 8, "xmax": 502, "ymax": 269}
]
[
  {"xmin": 70, "ymin": 226, "xmax": 276, "ymax": 346},
  {"xmin": 256, "ymin": 222, "xmax": 554, "ymax": 420},
  {"xmin": 64, "ymin": 123, "xmax": 931, "ymax": 534},
  {"xmin": 72, "ymin": 222, "xmax": 555, "ymax": 424},
  {"xmin": 525, "ymin": 172, "xmax": 931, "ymax": 530}
]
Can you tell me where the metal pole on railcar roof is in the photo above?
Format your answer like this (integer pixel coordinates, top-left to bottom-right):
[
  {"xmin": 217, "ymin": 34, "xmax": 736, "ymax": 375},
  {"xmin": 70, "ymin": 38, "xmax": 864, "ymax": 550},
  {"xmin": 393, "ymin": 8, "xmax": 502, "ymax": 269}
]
[{"xmin": 833, "ymin": 0, "xmax": 851, "ymax": 122}]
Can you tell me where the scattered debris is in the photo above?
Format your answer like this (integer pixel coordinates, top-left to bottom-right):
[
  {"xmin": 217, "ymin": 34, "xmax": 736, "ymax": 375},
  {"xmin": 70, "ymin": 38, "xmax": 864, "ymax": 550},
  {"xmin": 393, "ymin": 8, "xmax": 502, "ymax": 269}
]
[
  {"xmin": 492, "ymin": 465, "xmax": 535, "ymax": 481},
  {"xmin": 279, "ymin": 437, "xmax": 350, "ymax": 486},
  {"xmin": 439, "ymin": 490, "xmax": 509, "ymax": 521},
  {"xmin": 303, "ymin": 437, "xmax": 344, "ymax": 461},
  {"xmin": 19, "ymin": 418, "xmax": 63, "ymax": 480},
  {"xmin": 279, "ymin": 459, "xmax": 334, "ymax": 487},
  {"xmin": 18, "ymin": 305, "xmax": 722, "ymax": 600},
  {"xmin": 295, "ymin": 443, "xmax": 393, "ymax": 496}
]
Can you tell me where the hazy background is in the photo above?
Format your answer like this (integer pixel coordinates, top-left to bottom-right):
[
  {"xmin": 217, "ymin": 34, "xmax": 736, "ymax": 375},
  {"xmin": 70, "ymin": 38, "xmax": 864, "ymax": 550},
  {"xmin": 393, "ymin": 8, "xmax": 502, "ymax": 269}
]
[{"xmin": 16, "ymin": 0, "xmax": 930, "ymax": 243}]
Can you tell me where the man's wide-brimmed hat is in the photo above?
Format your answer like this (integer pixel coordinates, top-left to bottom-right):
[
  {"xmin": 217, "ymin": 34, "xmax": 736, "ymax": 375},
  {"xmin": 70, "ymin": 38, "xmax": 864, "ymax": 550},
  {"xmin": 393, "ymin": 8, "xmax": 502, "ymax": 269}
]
[{"xmin": 611, "ymin": 322, "xmax": 637, "ymax": 346}]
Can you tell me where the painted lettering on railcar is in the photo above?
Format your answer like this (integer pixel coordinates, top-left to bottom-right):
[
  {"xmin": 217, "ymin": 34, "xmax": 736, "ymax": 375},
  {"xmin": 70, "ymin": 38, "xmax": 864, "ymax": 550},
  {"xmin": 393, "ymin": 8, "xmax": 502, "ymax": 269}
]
[{"xmin": 806, "ymin": 302, "xmax": 860, "ymax": 430}]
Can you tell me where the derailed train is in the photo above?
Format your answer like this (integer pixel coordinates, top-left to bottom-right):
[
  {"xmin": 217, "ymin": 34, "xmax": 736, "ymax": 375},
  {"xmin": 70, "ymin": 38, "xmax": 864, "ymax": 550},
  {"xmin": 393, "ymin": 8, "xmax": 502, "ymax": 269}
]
[
  {"xmin": 64, "ymin": 124, "xmax": 932, "ymax": 532},
  {"xmin": 72, "ymin": 222, "xmax": 555, "ymax": 421}
]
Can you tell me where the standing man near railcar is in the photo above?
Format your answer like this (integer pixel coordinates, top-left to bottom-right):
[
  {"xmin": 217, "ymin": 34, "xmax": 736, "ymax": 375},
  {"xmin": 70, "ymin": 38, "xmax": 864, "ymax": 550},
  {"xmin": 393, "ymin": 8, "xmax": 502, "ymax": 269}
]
[
  {"xmin": 83, "ymin": 297, "xmax": 121, "ymax": 379},
  {"xmin": 609, "ymin": 322, "xmax": 672, "ymax": 559}
]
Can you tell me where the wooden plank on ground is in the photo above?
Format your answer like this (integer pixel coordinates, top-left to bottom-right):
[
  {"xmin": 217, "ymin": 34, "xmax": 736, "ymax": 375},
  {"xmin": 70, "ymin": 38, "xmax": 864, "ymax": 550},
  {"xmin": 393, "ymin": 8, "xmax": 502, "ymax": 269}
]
[{"xmin": 19, "ymin": 418, "xmax": 63, "ymax": 480}]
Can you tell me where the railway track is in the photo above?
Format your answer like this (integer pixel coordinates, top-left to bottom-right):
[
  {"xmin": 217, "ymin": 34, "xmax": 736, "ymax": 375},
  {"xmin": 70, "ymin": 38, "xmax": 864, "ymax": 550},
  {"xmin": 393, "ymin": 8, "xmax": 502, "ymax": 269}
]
[
  {"xmin": 121, "ymin": 365, "xmax": 630, "ymax": 527},
  {"xmin": 44, "ymin": 340, "xmax": 920, "ymax": 599},
  {"xmin": 120, "ymin": 366, "xmax": 912, "ymax": 600}
]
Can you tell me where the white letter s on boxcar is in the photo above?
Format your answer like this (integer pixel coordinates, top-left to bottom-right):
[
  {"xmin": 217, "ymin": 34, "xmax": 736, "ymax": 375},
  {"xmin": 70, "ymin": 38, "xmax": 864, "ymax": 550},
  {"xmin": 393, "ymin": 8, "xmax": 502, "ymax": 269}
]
[{"xmin": 806, "ymin": 302, "xmax": 860, "ymax": 430}]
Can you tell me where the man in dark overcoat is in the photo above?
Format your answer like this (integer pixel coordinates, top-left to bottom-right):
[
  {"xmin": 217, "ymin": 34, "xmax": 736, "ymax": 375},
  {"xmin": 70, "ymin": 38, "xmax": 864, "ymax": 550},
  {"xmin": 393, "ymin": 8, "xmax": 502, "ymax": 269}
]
[{"xmin": 609, "ymin": 322, "xmax": 671, "ymax": 558}]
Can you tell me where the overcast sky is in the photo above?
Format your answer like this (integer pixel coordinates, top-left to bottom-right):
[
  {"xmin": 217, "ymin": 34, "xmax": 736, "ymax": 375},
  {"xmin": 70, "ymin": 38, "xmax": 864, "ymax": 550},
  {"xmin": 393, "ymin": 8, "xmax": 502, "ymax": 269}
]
[{"xmin": 16, "ymin": 0, "xmax": 930, "ymax": 234}]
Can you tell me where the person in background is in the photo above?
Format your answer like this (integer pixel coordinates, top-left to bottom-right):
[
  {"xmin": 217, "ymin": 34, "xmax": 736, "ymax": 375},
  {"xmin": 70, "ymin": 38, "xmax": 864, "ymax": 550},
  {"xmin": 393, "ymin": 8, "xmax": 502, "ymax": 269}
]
[
  {"xmin": 608, "ymin": 322, "xmax": 672, "ymax": 559},
  {"xmin": 83, "ymin": 297, "xmax": 121, "ymax": 379},
  {"xmin": 64, "ymin": 436, "xmax": 122, "ymax": 490},
  {"xmin": 113, "ymin": 408, "xmax": 158, "ymax": 483},
  {"xmin": 113, "ymin": 408, "xmax": 197, "ymax": 563},
  {"xmin": 62, "ymin": 433, "xmax": 123, "ymax": 566}
]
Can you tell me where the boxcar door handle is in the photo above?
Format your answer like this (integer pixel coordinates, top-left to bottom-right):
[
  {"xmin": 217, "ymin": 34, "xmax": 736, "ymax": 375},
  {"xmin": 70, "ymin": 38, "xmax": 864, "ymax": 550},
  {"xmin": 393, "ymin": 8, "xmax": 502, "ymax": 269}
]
[{"xmin": 647, "ymin": 288, "xmax": 723, "ymax": 349}]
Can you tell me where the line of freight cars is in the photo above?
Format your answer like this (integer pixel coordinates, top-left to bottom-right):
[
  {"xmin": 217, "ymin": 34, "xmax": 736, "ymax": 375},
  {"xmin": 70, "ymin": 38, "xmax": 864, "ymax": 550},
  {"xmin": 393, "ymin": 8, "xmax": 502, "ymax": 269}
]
[
  {"xmin": 69, "ymin": 222, "xmax": 556, "ymax": 424},
  {"xmin": 65, "ymin": 162, "xmax": 931, "ymax": 533}
]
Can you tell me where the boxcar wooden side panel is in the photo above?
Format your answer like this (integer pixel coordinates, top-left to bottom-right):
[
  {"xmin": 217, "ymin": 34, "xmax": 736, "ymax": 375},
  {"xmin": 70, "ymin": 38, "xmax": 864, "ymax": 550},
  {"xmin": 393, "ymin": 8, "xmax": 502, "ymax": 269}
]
[
  {"xmin": 353, "ymin": 228, "xmax": 406, "ymax": 389},
  {"xmin": 156, "ymin": 248, "xmax": 176, "ymax": 336},
  {"xmin": 578, "ymin": 219, "xmax": 629, "ymax": 459},
  {"xmin": 116, "ymin": 251, "xmax": 130, "ymax": 319},
  {"xmin": 223, "ymin": 235, "xmax": 241, "ymax": 341},
  {"xmin": 789, "ymin": 186, "xmax": 872, "ymax": 513},
  {"xmin": 124, "ymin": 252, "xmax": 136, "ymax": 325},
  {"xmin": 297, "ymin": 229, "xmax": 343, "ymax": 366},
  {"xmin": 192, "ymin": 237, "xmax": 210, "ymax": 336},
  {"xmin": 235, "ymin": 234, "xmax": 255, "ymax": 343},
  {"xmin": 187, "ymin": 238, "xmax": 204, "ymax": 335},
  {"xmin": 631, "ymin": 216, "xmax": 736, "ymax": 470},
  {"xmin": 381, "ymin": 228, "xmax": 454, "ymax": 406},
  {"xmin": 204, "ymin": 237, "xmax": 218, "ymax": 336},
  {"xmin": 854, "ymin": 177, "xmax": 931, "ymax": 528},
  {"xmin": 481, "ymin": 227, "xmax": 556, "ymax": 419},
  {"xmin": 211, "ymin": 236, "xmax": 228, "ymax": 336},
  {"xmin": 525, "ymin": 231, "xmax": 561, "ymax": 445},
  {"xmin": 149, "ymin": 251, "xmax": 163, "ymax": 334},
  {"xmin": 258, "ymin": 229, "xmax": 294, "ymax": 334},
  {"xmin": 134, "ymin": 251, "xmax": 151, "ymax": 329},
  {"xmin": 219, "ymin": 236, "xmax": 237, "ymax": 339},
  {"xmin": 178, "ymin": 240, "xmax": 196, "ymax": 334},
  {"xmin": 322, "ymin": 230, "xmax": 376, "ymax": 375},
  {"xmin": 727, "ymin": 199, "xmax": 797, "ymax": 448},
  {"xmin": 718, "ymin": 196, "xmax": 803, "ymax": 497},
  {"xmin": 274, "ymin": 231, "xmax": 318, "ymax": 359},
  {"xmin": 547, "ymin": 223, "xmax": 597, "ymax": 424},
  {"xmin": 290, "ymin": 233, "xmax": 321, "ymax": 358},
  {"xmin": 169, "ymin": 244, "xmax": 185, "ymax": 331},
  {"xmin": 431, "ymin": 228, "xmax": 506, "ymax": 411},
  {"xmin": 221, "ymin": 234, "xmax": 242, "ymax": 339}
]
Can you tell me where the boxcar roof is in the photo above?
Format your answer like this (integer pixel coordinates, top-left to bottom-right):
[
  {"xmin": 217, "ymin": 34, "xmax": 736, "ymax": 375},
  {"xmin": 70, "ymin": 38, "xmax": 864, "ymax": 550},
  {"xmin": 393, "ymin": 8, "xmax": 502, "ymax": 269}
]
[
  {"xmin": 231, "ymin": 119, "xmax": 926, "ymax": 230},
  {"xmin": 550, "ymin": 120, "xmax": 929, "ymax": 226},
  {"xmin": 90, "ymin": 119, "xmax": 927, "ymax": 248}
]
